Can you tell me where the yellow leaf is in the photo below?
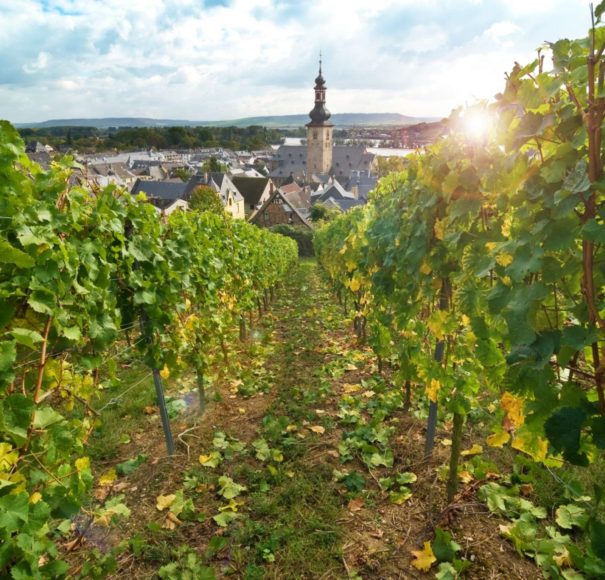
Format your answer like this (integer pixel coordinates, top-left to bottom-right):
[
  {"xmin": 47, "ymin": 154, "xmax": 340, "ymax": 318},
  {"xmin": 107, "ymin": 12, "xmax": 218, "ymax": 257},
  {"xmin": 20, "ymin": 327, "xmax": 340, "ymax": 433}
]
[
  {"xmin": 29, "ymin": 492, "xmax": 42, "ymax": 504},
  {"xmin": 362, "ymin": 390, "xmax": 375, "ymax": 399},
  {"xmin": 461, "ymin": 444, "xmax": 483, "ymax": 456},
  {"xmin": 495, "ymin": 252, "xmax": 513, "ymax": 267},
  {"xmin": 486, "ymin": 431, "xmax": 510, "ymax": 448},
  {"xmin": 420, "ymin": 261, "xmax": 432, "ymax": 275},
  {"xmin": 98, "ymin": 468, "xmax": 117, "ymax": 486},
  {"xmin": 485, "ymin": 241, "xmax": 497, "ymax": 251},
  {"xmin": 238, "ymin": 407, "xmax": 246, "ymax": 414},
  {"xmin": 0, "ymin": 443, "xmax": 19, "ymax": 472},
  {"xmin": 434, "ymin": 219, "xmax": 445, "ymax": 240},
  {"xmin": 511, "ymin": 427, "xmax": 549, "ymax": 462},
  {"xmin": 427, "ymin": 311, "xmax": 448, "ymax": 340},
  {"xmin": 553, "ymin": 548, "xmax": 572, "ymax": 568},
  {"xmin": 349, "ymin": 277, "xmax": 361, "ymax": 292},
  {"xmin": 426, "ymin": 379, "xmax": 440, "ymax": 403},
  {"xmin": 218, "ymin": 498, "xmax": 244, "ymax": 512},
  {"xmin": 501, "ymin": 215, "xmax": 512, "ymax": 238},
  {"xmin": 501, "ymin": 392, "xmax": 525, "ymax": 428},
  {"xmin": 156, "ymin": 494, "xmax": 176, "ymax": 511},
  {"xmin": 309, "ymin": 425, "xmax": 325, "ymax": 434},
  {"xmin": 458, "ymin": 470, "xmax": 474, "ymax": 484},
  {"xmin": 75, "ymin": 457, "xmax": 90, "ymax": 473},
  {"xmin": 286, "ymin": 424, "xmax": 298, "ymax": 432},
  {"xmin": 160, "ymin": 365, "xmax": 170, "ymax": 380},
  {"xmin": 439, "ymin": 438, "xmax": 452, "ymax": 447},
  {"xmin": 411, "ymin": 541, "xmax": 437, "ymax": 572},
  {"xmin": 345, "ymin": 260, "xmax": 357, "ymax": 272},
  {"xmin": 163, "ymin": 511, "xmax": 181, "ymax": 530},
  {"xmin": 342, "ymin": 383, "xmax": 361, "ymax": 393}
]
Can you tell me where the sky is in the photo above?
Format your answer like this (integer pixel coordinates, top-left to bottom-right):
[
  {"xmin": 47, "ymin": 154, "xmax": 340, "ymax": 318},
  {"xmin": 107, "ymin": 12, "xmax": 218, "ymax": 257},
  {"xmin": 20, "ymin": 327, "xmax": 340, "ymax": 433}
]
[{"xmin": 0, "ymin": 0, "xmax": 594, "ymax": 123}]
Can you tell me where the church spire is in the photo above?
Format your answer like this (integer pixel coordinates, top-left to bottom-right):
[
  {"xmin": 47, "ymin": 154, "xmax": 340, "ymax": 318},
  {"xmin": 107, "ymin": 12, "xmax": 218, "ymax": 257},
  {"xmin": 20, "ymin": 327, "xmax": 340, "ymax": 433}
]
[{"xmin": 308, "ymin": 54, "xmax": 331, "ymax": 125}]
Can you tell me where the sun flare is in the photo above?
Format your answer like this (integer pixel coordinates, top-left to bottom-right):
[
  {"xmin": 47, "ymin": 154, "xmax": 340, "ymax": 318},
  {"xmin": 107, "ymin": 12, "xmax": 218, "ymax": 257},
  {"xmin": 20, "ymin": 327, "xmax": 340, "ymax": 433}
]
[{"xmin": 462, "ymin": 110, "xmax": 491, "ymax": 141}]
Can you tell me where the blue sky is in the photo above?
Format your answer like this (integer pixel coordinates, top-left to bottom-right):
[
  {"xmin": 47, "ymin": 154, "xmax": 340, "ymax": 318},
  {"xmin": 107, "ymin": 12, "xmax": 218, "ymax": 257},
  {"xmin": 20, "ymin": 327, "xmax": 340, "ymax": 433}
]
[{"xmin": 0, "ymin": 0, "xmax": 592, "ymax": 123}]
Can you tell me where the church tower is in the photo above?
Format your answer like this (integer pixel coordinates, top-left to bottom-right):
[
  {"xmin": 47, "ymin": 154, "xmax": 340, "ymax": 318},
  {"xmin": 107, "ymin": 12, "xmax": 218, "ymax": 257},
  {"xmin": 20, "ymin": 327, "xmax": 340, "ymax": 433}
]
[{"xmin": 306, "ymin": 55, "xmax": 333, "ymax": 178}]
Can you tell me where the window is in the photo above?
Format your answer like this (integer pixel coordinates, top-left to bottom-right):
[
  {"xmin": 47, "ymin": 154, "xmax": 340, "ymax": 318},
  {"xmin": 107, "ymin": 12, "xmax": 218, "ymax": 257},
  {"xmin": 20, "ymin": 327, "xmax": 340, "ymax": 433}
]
[{"xmin": 313, "ymin": 130, "xmax": 318, "ymax": 139}]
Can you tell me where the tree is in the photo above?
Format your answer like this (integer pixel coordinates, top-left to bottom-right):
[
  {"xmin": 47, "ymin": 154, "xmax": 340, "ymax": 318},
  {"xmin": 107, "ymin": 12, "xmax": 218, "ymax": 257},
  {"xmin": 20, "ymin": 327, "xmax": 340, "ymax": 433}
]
[
  {"xmin": 309, "ymin": 202, "xmax": 341, "ymax": 223},
  {"xmin": 173, "ymin": 167, "xmax": 193, "ymax": 182},
  {"xmin": 189, "ymin": 185, "xmax": 224, "ymax": 214},
  {"xmin": 374, "ymin": 156, "xmax": 408, "ymax": 178},
  {"xmin": 201, "ymin": 156, "xmax": 229, "ymax": 173}
]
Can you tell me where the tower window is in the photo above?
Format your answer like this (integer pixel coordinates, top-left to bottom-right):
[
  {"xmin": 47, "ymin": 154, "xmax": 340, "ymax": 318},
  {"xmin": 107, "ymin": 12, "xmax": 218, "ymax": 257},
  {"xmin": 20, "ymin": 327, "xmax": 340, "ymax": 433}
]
[{"xmin": 313, "ymin": 130, "xmax": 318, "ymax": 139}]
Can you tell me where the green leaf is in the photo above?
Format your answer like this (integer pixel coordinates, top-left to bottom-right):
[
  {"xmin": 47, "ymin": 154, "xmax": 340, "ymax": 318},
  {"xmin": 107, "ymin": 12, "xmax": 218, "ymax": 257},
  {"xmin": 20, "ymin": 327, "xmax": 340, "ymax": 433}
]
[
  {"xmin": 10, "ymin": 328, "xmax": 44, "ymax": 350},
  {"xmin": 0, "ymin": 492, "xmax": 29, "ymax": 533},
  {"xmin": 389, "ymin": 488, "xmax": 412, "ymax": 504},
  {"xmin": 134, "ymin": 290, "xmax": 156, "ymax": 305},
  {"xmin": 0, "ymin": 239, "xmax": 34, "ymax": 268},
  {"xmin": 591, "ymin": 416, "xmax": 605, "ymax": 448},
  {"xmin": 0, "ymin": 394, "xmax": 34, "ymax": 444},
  {"xmin": 116, "ymin": 454, "xmax": 147, "ymax": 476},
  {"xmin": 212, "ymin": 511, "xmax": 240, "ymax": 527},
  {"xmin": 338, "ymin": 471, "xmax": 365, "ymax": 492},
  {"xmin": 435, "ymin": 562, "xmax": 457, "ymax": 580},
  {"xmin": 27, "ymin": 290, "xmax": 55, "ymax": 315},
  {"xmin": 0, "ymin": 339, "xmax": 16, "ymax": 371},
  {"xmin": 555, "ymin": 504, "xmax": 588, "ymax": 530},
  {"xmin": 591, "ymin": 520, "xmax": 605, "ymax": 561},
  {"xmin": 61, "ymin": 326, "xmax": 81, "ymax": 341},
  {"xmin": 217, "ymin": 476, "xmax": 246, "ymax": 500},
  {"xmin": 33, "ymin": 406, "xmax": 64, "ymax": 429},
  {"xmin": 581, "ymin": 219, "xmax": 605, "ymax": 243},
  {"xmin": 396, "ymin": 472, "xmax": 417, "ymax": 485},
  {"xmin": 544, "ymin": 407, "xmax": 588, "ymax": 465},
  {"xmin": 432, "ymin": 528, "xmax": 461, "ymax": 562}
]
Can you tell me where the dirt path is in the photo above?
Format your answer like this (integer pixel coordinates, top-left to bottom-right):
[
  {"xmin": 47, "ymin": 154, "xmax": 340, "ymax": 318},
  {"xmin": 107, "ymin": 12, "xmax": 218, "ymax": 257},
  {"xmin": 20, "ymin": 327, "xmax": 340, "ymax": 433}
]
[{"xmin": 74, "ymin": 259, "xmax": 537, "ymax": 579}]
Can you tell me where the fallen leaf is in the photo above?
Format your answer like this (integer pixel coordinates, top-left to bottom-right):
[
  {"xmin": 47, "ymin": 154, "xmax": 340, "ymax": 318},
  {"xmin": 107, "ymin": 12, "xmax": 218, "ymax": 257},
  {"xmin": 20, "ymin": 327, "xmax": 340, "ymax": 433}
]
[
  {"xmin": 327, "ymin": 450, "xmax": 339, "ymax": 459},
  {"xmin": 309, "ymin": 425, "xmax": 325, "ymax": 434},
  {"xmin": 238, "ymin": 407, "xmax": 246, "ymax": 414},
  {"xmin": 362, "ymin": 390, "xmax": 375, "ymax": 398},
  {"xmin": 163, "ymin": 511, "xmax": 181, "ymax": 530},
  {"xmin": 143, "ymin": 406, "xmax": 157, "ymax": 415},
  {"xmin": 342, "ymin": 383, "xmax": 361, "ymax": 393},
  {"xmin": 93, "ymin": 487, "xmax": 110, "ymax": 502},
  {"xmin": 519, "ymin": 484, "xmax": 534, "ymax": 497},
  {"xmin": 371, "ymin": 529, "xmax": 384, "ymax": 539},
  {"xmin": 439, "ymin": 438, "xmax": 452, "ymax": 447},
  {"xmin": 553, "ymin": 548, "xmax": 572, "ymax": 568},
  {"xmin": 98, "ymin": 468, "xmax": 117, "ymax": 486},
  {"xmin": 458, "ymin": 470, "xmax": 474, "ymax": 484},
  {"xmin": 486, "ymin": 431, "xmax": 510, "ymax": 448},
  {"xmin": 461, "ymin": 444, "xmax": 483, "ymax": 456},
  {"xmin": 411, "ymin": 541, "xmax": 436, "ymax": 572},
  {"xmin": 156, "ymin": 494, "xmax": 176, "ymax": 511},
  {"xmin": 347, "ymin": 497, "xmax": 364, "ymax": 512},
  {"xmin": 344, "ymin": 363, "xmax": 358, "ymax": 371},
  {"xmin": 199, "ymin": 451, "xmax": 222, "ymax": 468}
]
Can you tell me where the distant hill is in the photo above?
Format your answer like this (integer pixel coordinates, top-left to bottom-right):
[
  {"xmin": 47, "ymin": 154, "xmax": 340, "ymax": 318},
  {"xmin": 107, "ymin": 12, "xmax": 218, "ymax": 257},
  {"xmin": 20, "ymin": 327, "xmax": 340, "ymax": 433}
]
[{"xmin": 15, "ymin": 113, "xmax": 439, "ymax": 130}]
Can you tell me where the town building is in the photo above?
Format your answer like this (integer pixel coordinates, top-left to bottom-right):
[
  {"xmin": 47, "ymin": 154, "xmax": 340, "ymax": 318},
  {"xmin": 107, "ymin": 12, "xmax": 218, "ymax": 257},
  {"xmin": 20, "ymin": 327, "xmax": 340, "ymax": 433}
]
[{"xmin": 269, "ymin": 59, "xmax": 378, "ymax": 207}]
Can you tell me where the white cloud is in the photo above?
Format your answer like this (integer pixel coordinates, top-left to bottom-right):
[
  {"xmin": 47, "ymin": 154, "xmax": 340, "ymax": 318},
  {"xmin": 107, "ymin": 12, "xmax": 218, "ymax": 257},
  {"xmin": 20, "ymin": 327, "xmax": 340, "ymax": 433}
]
[
  {"xmin": 23, "ymin": 51, "xmax": 49, "ymax": 74},
  {"xmin": 0, "ymin": 0, "xmax": 592, "ymax": 122},
  {"xmin": 395, "ymin": 23, "xmax": 449, "ymax": 53}
]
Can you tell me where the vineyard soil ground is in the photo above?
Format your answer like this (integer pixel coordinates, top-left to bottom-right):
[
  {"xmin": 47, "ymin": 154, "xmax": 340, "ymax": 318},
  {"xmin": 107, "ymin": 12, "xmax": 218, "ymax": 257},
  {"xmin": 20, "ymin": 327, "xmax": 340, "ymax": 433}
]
[{"xmin": 71, "ymin": 260, "xmax": 539, "ymax": 578}]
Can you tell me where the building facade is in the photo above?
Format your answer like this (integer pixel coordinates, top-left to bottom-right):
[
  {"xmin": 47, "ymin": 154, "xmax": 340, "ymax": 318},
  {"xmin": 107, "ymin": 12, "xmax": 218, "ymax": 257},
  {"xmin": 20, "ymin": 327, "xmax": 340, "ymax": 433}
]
[{"xmin": 306, "ymin": 58, "xmax": 333, "ymax": 177}]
